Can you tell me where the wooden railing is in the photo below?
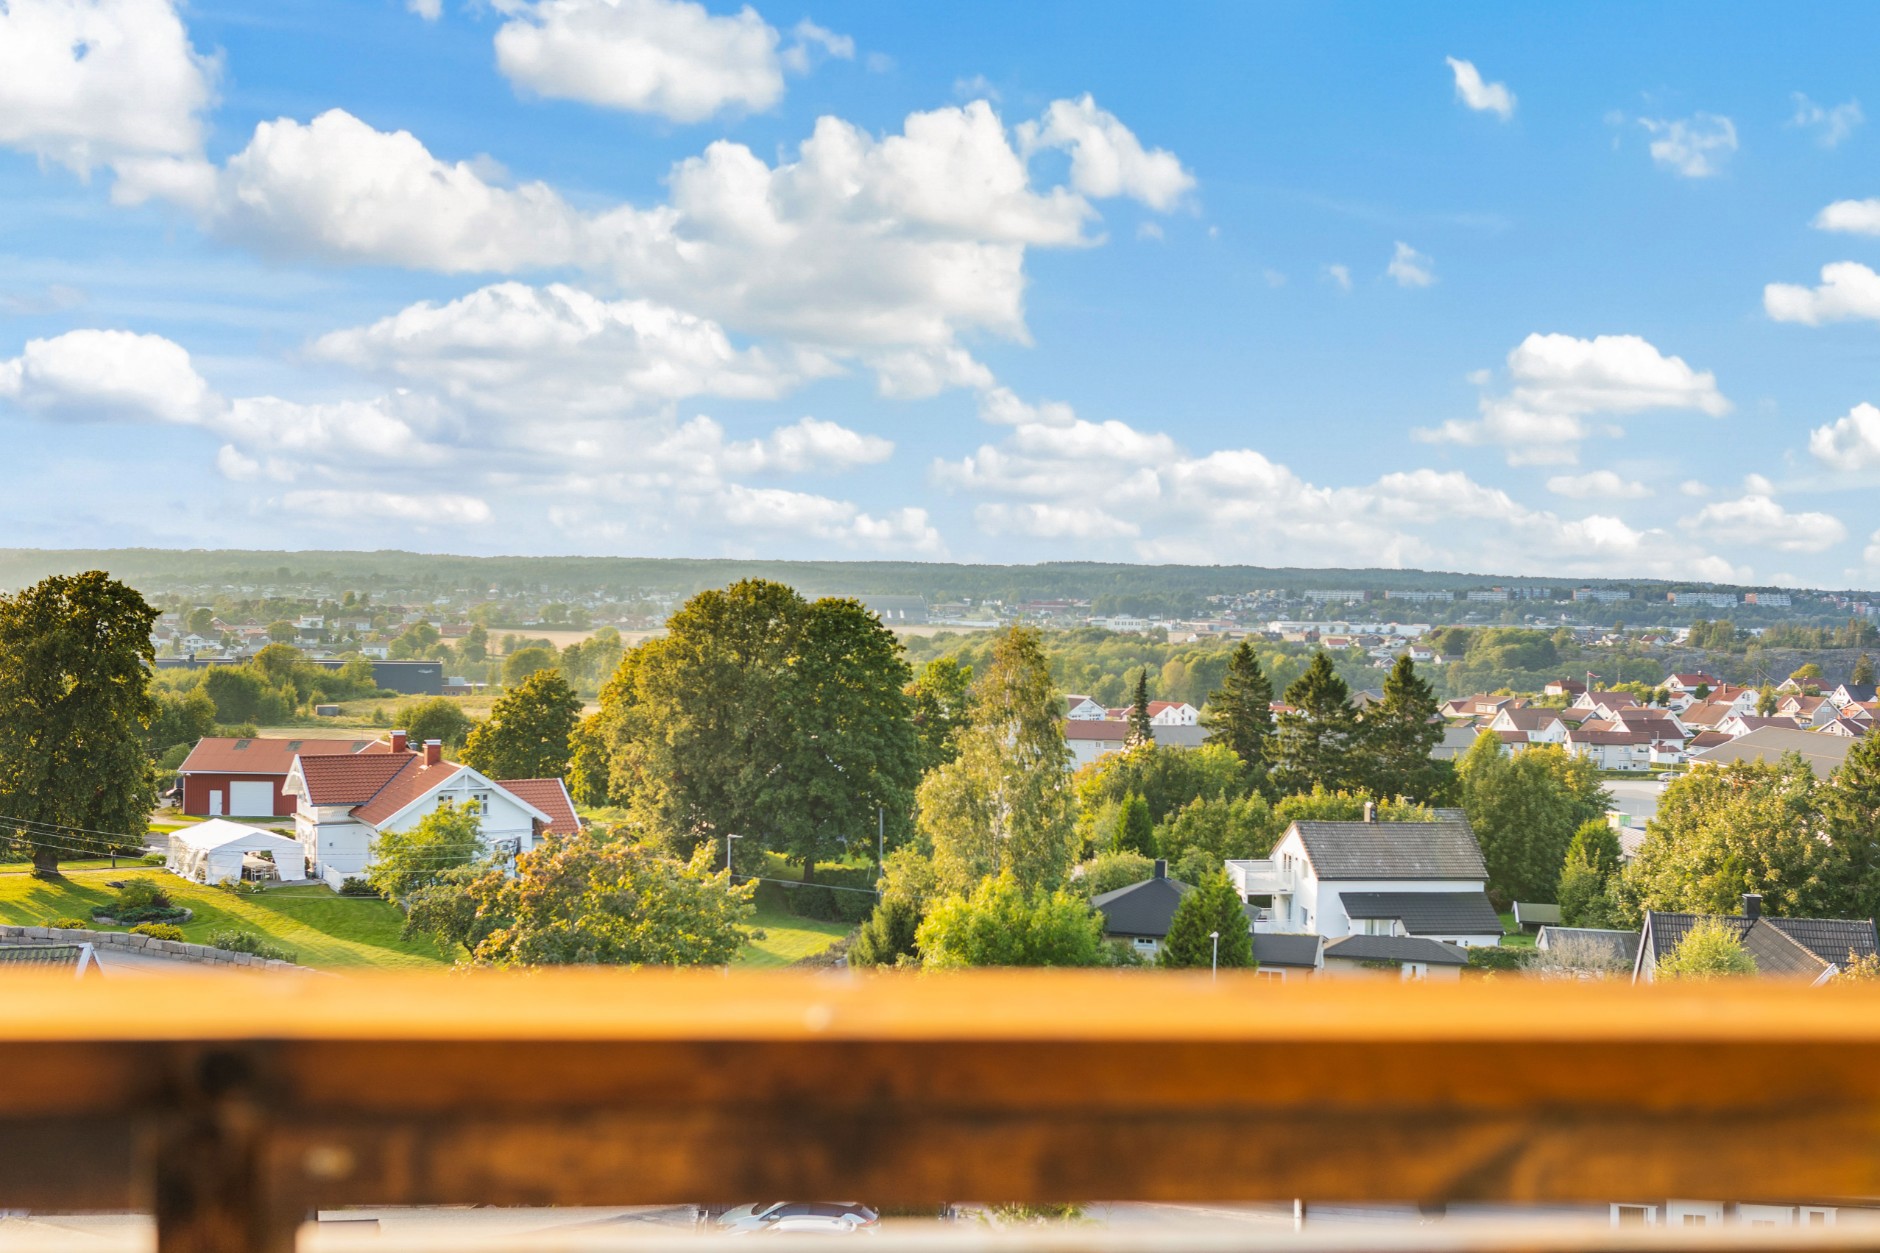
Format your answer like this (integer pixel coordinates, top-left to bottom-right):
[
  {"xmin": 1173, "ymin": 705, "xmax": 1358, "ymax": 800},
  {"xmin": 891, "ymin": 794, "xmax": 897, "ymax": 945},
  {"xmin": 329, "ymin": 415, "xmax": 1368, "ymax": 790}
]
[{"xmin": 5, "ymin": 973, "xmax": 1880, "ymax": 1252}]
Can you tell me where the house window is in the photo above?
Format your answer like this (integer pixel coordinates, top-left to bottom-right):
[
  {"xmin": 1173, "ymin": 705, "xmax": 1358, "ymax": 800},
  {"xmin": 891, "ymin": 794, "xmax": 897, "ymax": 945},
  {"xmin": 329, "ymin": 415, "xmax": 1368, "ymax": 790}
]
[{"xmin": 1612, "ymin": 1206, "xmax": 1657, "ymax": 1227}]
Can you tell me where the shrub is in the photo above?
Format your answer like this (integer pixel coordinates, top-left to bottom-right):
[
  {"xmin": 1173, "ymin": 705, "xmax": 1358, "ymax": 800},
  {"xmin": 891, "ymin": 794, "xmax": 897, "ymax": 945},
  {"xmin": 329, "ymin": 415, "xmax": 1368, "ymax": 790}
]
[
  {"xmin": 207, "ymin": 930, "xmax": 295, "ymax": 963},
  {"xmin": 787, "ymin": 882, "xmax": 877, "ymax": 924},
  {"xmin": 132, "ymin": 923, "xmax": 186, "ymax": 942},
  {"xmin": 141, "ymin": 853, "xmax": 167, "ymax": 867},
  {"xmin": 43, "ymin": 917, "xmax": 89, "ymax": 930},
  {"xmin": 1657, "ymin": 918, "xmax": 1756, "ymax": 980},
  {"xmin": 850, "ymin": 894, "xmax": 922, "ymax": 968},
  {"xmin": 113, "ymin": 880, "xmax": 170, "ymax": 913},
  {"xmin": 1466, "ymin": 946, "xmax": 1532, "ymax": 973},
  {"xmin": 338, "ymin": 877, "xmax": 381, "ymax": 897}
]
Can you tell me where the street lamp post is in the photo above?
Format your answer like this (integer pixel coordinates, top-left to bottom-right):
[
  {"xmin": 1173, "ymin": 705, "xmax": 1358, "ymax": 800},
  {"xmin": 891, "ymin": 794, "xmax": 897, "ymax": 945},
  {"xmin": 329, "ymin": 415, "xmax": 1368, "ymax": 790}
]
[
  {"xmin": 877, "ymin": 806, "xmax": 885, "ymax": 871},
  {"xmin": 725, "ymin": 833, "xmax": 742, "ymax": 876},
  {"xmin": 1209, "ymin": 930, "xmax": 1220, "ymax": 981}
]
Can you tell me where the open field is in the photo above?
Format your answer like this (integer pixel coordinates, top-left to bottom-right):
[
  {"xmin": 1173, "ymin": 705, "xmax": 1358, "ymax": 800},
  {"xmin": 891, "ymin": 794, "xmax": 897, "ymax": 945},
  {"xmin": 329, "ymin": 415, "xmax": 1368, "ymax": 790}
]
[
  {"xmin": 0, "ymin": 870, "xmax": 452, "ymax": 969},
  {"xmin": 734, "ymin": 900, "xmax": 851, "ymax": 968}
]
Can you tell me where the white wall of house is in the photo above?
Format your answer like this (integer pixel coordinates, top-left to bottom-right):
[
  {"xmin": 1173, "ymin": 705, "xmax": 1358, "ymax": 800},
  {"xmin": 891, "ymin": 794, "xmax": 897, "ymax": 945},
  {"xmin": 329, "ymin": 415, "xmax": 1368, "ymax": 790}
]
[
  {"xmin": 1150, "ymin": 703, "xmax": 1200, "ymax": 726},
  {"xmin": 1252, "ymin": 828, "xmax": 1498, "ymax": 944},
  {"xmin": 292, "ymin": 771, "xmax": 546, "ymax": 889}
]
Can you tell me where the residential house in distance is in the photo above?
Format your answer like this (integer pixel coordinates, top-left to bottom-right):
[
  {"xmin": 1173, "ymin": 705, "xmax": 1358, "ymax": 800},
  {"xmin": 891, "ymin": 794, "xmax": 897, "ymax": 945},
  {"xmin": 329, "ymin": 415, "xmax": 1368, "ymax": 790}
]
[
  {"xmin": 1250, "ymin": 933, "xmax": 1324, "ymax": 980},
  {"xmin": 1662, "ymin": 672, "xmax": 1723, "ymax": 695},
  {"xmin": 283, "ymin": 731, "xmax": 580, "ymax": 888},
  {"xmin": 1633, "ymin": 895, "xmax": 1879, "ymax": 984},
  {"xmin": 178, "ymin": 736, "xmax": 390, "ymax": 818},
  {"xmin": 1486, "ymin": 706, "xmax": 1568, "ymax": 750},
  {"xmin": 1691, "ymin": 725, "xmax": 1858, "ymax": 779},
  {"xmin": 1065, "ymin": 695, "xmax": 1108, "ymax": 721},
  {"xmin": 1320, "ymin": 935, "xmax": 1470, "ymax": 981},
  {"xmin": 1440, "ymin": 693, "xmax": 1527, "ymax": 721},
  {"xmin": 1090, "ymin": 859, "xmax": 1196, "ymax": 960},
  {"xmin": 1832, "ymin": 682, "xmax": 1879, "ymax": 709},
  {"xmin": 1543, "ymin": 678, "xmax": 1587, "ymax": 698},
  {"xmin": 1226, "ymin": 810, "xmax": 1502, "ymax": 947}
]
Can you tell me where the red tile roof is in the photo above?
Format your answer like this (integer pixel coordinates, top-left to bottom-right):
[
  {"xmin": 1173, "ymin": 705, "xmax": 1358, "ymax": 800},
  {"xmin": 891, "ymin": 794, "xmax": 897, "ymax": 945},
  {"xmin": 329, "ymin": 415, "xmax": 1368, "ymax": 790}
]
[
  {"xmin": 296, "ymin": 753, "xmax": 415, "ymax": 806},
  {"xmin": 499, "ymin": 778, "xmax": 581, "ymax": 836},
  {"xmin": 181, "ymin": 736, "xmax": 380, "ymax": 776},
  {"xmin": 350, "ymin": 759, "xmax": 464, "ymax": 827},
  {"xmin": 1063, "ymin": 721, "xmax": 1129, "ymax": 741}
]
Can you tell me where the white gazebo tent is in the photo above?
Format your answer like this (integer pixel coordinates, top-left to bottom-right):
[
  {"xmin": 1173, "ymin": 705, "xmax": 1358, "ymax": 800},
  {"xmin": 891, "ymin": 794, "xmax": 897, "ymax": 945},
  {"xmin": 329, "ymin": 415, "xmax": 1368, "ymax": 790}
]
[{"xmin": 167, "ymin": 819, "xmax": 307, "ymax": 886}]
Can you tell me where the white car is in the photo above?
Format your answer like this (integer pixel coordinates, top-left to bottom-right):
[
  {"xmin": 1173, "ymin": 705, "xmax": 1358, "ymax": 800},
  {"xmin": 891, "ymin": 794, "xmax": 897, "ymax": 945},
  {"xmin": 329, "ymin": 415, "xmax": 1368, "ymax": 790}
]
[
  {"xmin": 717, "ymin": 1203, "xmax": 879, "ymax": 1234},
  {"xmin": 748, "ymin": 1215, "xmax": 873, "ymax": 1236}
]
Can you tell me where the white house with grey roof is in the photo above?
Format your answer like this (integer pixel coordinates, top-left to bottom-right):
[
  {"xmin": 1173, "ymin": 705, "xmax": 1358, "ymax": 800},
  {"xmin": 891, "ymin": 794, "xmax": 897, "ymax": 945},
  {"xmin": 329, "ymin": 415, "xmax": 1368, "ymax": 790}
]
[{"xmin": 1226, "ymin": 809, "xmax": 1502, "ymax": 947}]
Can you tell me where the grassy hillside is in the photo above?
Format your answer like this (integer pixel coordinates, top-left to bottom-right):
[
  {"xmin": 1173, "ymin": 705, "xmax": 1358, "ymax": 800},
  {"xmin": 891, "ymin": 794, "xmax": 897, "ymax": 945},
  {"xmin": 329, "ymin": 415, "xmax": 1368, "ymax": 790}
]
[
  {"xmin": 0, "ymin": 869, "xmax": 450, "ymax": 969},
  {"xmin": 735, "ymin": 901, "xmax": 850, "ymax": 969}
]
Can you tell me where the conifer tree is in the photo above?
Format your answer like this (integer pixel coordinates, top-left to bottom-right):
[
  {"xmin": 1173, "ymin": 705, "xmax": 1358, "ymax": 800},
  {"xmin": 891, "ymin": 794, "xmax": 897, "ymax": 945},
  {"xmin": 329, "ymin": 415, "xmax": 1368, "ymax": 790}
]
[
  {"xmin": 1359, "ymin": 655, "xmax": 1443, "ymax": 801},
  {"xmin": 1114, "ymin": 793, "xmax": 1156, "ymax": 856},
  {"xmin": 1266, "ymin": 652, "xmax": 1357, "ymax": 796},
  {"xmin": 1126, "ymin": 670, "xmax": 1154, "ymax": 747},
  {"xmin": 1158, "ymin": 873, "xmax": 1256, "ymax": 969},
  {"xmin": 1854, "ymin": 653, "xmax": 1876, "ymax": 687},
  {"xmin": 1204, "ymin": 642, "xmax": 1273, "ymax": 788}
]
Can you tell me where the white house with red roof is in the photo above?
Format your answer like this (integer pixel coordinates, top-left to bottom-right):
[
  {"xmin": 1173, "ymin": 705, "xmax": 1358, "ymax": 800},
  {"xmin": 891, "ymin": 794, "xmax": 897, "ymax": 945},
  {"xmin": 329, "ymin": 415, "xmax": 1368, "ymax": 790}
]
[
  {"xmin": 282, "ymin": 730, "xmax": 581, "ymax": 888},
  {"xmin": 1663, "ymin": 672, "xmax": 1723, "ymax": 695}
]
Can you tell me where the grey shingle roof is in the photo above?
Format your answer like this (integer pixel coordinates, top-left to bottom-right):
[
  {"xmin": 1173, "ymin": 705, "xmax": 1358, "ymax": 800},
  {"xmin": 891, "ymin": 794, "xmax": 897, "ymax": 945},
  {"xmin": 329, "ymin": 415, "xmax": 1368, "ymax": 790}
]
[
  {"xmin": 0, "ymin": 944, "xmax": 85, "ymax": 967},
  {"xmin": 1322, "ymin": 935, "xmax": 1470, "ymax": 966},
  {"xmin": 1341, "ymin": 890, "xmax": 1504, "ymax": 935},
  {"xmin": 1251, "ymin": 933, "xmax": 1323, "ymax": 969},
  {"xmin": 1290, "ymin": 818, "xmax": 1488, "ymax": 882},
  {"xmin": 1643, "ymin": 913, "xmax": 1877, "ymax": 976},
  {"xmin": 1092, "ymin": 876, "xmax": 1191, "ymax": 939},
  {"xmin": 1536, "ymin": 926, "xmax": 1639, "ymax": 966},
  {"xmin": 1691, "ymin": 726, "xmax": 1856, "ymax": 779}
]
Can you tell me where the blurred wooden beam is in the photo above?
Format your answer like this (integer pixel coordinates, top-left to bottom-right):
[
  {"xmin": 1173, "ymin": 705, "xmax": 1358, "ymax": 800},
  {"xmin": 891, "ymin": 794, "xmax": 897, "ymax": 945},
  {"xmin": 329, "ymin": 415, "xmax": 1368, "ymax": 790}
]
[{"xmin": 3, "ymin": 973, "xmax": 1880, "ymax": 1247}]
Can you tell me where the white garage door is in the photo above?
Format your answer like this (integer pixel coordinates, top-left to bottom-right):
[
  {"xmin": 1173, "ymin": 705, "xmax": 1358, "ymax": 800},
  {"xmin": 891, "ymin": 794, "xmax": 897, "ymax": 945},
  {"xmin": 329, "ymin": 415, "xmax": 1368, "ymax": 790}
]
[{"xmin": 228, "ymin": 781, "xmax": 275, "ymax": 816}]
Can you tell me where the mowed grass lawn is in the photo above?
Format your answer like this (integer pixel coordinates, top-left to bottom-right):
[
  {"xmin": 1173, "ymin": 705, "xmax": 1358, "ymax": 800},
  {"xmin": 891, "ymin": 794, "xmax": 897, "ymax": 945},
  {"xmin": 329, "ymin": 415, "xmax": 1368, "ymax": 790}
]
[
  {"xmin": 0, "ymin": 869, "xmax": 451, "ymax": 969},
  {"xmin": 734, "ymin": 899, "xmax": 850, "ymax": 968}
]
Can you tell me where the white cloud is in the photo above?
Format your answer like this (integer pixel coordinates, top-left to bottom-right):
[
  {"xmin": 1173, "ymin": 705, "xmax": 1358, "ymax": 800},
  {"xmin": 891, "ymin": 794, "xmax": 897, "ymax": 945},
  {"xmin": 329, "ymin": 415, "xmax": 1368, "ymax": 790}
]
[
  {"xmin": 1790, "ymin": 94, "xmax": 1862, "ymax": 148},
  {"xmin": 1681, "ymin": 493, "xmax": 1847, "ymax": 553},
  {"xmin": 714, "ymin": 485, "xmax": 940, "ymax": 553},
  {"xmin": 1417, "ymin": 332, "xmax": 1729, "ymax": 464},
  {"xmin": 936, "ymin": 393, "xmax": 1742, "ymax": 579},
  {"xmin": 121, "ymin": 96, "xmax": 1188, "ymax": 383},
  {"xmin": 1445, "ymin": 57, "xmax": 1514, "ymax": 120},
  {"xmin": 1546, "ymin": 470, "xmax": 1650, "ymax": 500},
  {"xmin": 1016, "ymin": 94, "xmax": 1195, "ymax": 211},
  {"xmin": 720, "ymin": 416, "xmax": 892, "ymax": 474},
  {"xmin": 308, "ymin": 281, "xmax": 801, "ymax": 417},
  {"xmin": 1808, "ymin": 401, "xmax": 1880, "ymax": 471},
  {"xmin": 0, "ymin": 328, "xmax": 215, "ymax": 424},
  {"xmin": 1866, "ymin": 530, "xmax": 1880, "ymax": 576},
  {"xmin": 408, "ymin": 0, "xmax": 443, "ymax": 19},
  {"xmin": 1325, "ymin": 264, "xmax": 1352, "ymax": 291},
  {"xmin": 121, "ymin": 109, "xmax": 589, "ymax": 272},
  {"xmin": 1764, "ymin": 261, "xmax": 1880, "ymax": 325},
  {"xmin": 1815, "ymin": 200, "xmax": 1880, "ymax": 235},
  {"xmin": 780, "ymin": 19, "xmax": 853, "ymax": 74},
  {"xmin": 1386, "ymin": 241, "xmax": 1435, "ymax": 288},
  {"xmin": 0, "ymin": 0, "xmax": 217, "ymax": 176},
  {"xmin": 1638, "ymin": 113, "xmax": 1738, "ymax": 177},
  {"xmin": 281, "ymin": 489, "xmax": 493, "ymax": 526},
  {"xmin": 493, "ymin": 0, "xmax": 789, "ymax": 122}
]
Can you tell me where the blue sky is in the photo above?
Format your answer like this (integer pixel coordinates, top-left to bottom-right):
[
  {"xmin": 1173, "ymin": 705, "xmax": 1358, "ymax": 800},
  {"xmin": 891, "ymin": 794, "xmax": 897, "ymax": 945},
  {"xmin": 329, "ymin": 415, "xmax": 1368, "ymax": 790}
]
[{"xmin": 5, "ymin": 0, "xmax": 1880, "ymax": 586}]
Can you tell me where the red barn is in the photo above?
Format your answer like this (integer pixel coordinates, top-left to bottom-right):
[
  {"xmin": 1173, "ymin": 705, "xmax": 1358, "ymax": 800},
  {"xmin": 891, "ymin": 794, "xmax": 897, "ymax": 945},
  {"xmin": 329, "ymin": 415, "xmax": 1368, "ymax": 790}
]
[{"xmin": 178, "ymin": 735, "xmax": 391, "ymax": 818}]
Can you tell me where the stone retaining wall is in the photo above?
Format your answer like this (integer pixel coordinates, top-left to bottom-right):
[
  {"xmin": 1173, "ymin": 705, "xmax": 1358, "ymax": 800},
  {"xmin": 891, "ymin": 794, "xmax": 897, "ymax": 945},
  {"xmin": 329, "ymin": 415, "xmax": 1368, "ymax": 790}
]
[{"xmin": 0, "ymin": 925, "xmax": 317, "ymax": 973}]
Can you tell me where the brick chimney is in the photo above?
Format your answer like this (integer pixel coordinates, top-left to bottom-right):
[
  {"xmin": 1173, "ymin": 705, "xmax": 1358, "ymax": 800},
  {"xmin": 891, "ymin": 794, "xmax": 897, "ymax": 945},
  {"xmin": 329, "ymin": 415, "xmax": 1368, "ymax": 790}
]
[
  {"xmin": 1742, "ymin": 893, "xmax": 1763, "ymax": 920},
  {"xmin": 1363, "ymin": 801, "xmax": 1377, "ymax": 823},
  {"xmin": 424, "ymin": 739, "xmax": 442, "ymax": 767},
  {"xmin": 389, "ymin": 729, "xmax": 408, "ymax": 754}
]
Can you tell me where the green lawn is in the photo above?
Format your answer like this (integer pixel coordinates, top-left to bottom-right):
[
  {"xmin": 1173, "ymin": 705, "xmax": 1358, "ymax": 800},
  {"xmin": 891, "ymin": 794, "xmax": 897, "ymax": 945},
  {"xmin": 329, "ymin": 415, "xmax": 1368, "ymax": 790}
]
[
  {"xmin": 0, "ymin": 869, "xmax": 451, "ymax": 969},
  {"xmin": 734, "ymin": 900, "xmax": 851, "ymax": 968}
]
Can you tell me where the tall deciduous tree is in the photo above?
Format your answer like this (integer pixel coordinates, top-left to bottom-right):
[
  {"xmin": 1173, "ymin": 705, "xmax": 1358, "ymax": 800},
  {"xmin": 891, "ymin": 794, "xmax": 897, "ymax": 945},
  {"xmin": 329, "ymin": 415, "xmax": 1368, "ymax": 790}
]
[
  {"xmin": 588, "ymin": 581, "xmax": 919, "ymax": 883},
  {"xmin": 1823, "ymin": 728, "xmax": 1880, "ymax": 918},
  {"xmin": 0, "ymin": 571, "xmax": 159, "ymax": 874},
  {"xmin": 1204, "ymin": 642, "xmax": 1273, "ymax": 789},
  {"xmin": 1359, "ymin": 655, "xmax": 1444, "ymax": 802},
  {"xmin": 1113, "ymin": 793, "xmax": 1156, "ymax": 856},
  {"xmin": 1627, "ymin": 756, "xmax": 1839, "ymax": 918},
  {"xmin": 1158, "ymin": 873, "xmax": 1256, "ymax": 970},
  {"xmin": 1456, "ymin": 735, "xmax": 1608, "ymax": 904},
  {"xmin": 920, "ymin": 627, "xmax": 1076, "ymax": 896},
  {"xmin": 1854, "ymin": 653, "xmax": 1876, "ymax": 687},
  {"xmin": 461, "ymin": 668, "xmax": 583, "ymax": 780},
  {"xmin": 1126, "ymin": 671, "xmax": 1154, "ymax": 747},
  {"xmin": 1266, "ymin": 652, "xmax": 1357, "ymax": 796},
  {"xmin": 906, "ymin": 657, "xmax": 973, "ymax": 771}
]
